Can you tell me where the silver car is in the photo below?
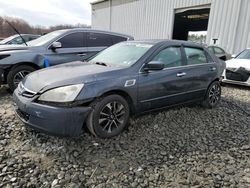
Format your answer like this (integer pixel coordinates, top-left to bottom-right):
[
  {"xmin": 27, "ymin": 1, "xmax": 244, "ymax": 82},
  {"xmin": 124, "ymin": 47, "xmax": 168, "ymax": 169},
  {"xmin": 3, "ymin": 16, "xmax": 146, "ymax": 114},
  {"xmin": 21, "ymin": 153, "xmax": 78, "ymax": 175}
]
[
  {"xmin": 0, "ymin": 28, "xmax": 133, "ymax": 91},
  {"xmin": 0, "ymin": 34, "xmax": 40, "ymax": 45}
]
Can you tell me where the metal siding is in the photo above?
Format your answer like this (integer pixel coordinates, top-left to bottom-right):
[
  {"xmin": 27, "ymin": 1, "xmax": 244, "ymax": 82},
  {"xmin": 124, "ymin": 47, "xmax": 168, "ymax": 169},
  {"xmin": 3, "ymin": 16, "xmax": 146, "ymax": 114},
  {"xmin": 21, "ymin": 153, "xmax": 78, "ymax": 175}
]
[{"xmin": 92, "ymin": 0, "xmax": 250, "ymax": 54}]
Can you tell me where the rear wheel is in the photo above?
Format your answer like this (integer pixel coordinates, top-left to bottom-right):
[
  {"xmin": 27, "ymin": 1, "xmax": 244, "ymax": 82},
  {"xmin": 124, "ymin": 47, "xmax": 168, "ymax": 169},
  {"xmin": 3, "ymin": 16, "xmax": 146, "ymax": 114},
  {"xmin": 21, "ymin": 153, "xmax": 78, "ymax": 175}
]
[
  {"xmin": 86, "ymin": 94, "xmax": 130, "ymax": 138},
  {"xmin": 202, "ymin": 81, "xmax": 221, "ymax": 108},
  {"xmin": 7, "ymin": 65, "xmax": 36, "ymax": 91}
]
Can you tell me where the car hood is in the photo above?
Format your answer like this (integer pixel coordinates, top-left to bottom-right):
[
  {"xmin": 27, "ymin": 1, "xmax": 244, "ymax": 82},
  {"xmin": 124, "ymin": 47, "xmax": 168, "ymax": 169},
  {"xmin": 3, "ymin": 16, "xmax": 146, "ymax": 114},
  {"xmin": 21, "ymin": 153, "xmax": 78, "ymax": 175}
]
[
  {"xmin": 226, "ymin": 59, "xmax": 250, "ymax": 70},
  {"xmin": 22, "ymin": 61, "xmax": 123, "ymax": 93}
]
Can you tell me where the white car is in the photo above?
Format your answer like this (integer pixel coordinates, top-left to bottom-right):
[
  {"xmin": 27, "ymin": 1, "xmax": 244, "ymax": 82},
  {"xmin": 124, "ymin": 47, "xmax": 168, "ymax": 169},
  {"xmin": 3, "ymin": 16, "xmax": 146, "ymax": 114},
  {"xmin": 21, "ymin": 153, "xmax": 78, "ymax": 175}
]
[{"xmin": 222, "ymin": 48, "xmax": 250, "ymax": 86}]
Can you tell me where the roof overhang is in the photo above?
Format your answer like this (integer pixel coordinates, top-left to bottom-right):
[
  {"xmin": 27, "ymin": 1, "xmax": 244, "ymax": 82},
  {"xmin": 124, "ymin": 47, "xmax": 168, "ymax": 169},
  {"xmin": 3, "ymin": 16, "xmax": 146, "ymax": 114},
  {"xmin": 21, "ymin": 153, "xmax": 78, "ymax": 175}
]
[{"xmin": 91, "ymin": 0, "xmax": 108, "ymax": 5}]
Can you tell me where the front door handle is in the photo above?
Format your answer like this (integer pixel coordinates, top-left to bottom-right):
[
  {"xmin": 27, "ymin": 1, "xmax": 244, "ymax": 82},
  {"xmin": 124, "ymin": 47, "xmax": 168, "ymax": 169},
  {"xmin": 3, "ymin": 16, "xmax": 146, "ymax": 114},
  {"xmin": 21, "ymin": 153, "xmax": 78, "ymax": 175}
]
[
  {"xmin": 177, "ymin": 72, "xmax": 186, "ymax": 77},
  {"xmin": 209, "ymin": 67, "xmax": 216, "ymax": 71}
]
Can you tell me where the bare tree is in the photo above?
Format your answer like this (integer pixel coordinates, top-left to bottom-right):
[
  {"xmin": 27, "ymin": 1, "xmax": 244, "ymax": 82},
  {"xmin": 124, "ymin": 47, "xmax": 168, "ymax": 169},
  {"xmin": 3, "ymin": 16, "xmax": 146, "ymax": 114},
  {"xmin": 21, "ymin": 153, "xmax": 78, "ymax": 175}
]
[{"xmin": 0, "ymin": 16, "xmax": 90, "ymax": 38}]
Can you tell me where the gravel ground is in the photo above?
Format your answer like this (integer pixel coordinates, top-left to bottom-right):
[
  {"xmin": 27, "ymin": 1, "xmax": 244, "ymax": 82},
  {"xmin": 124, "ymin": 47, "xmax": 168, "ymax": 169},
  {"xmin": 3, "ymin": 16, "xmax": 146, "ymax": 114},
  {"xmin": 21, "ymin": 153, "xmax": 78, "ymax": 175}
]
[{"xmin": 0, "ymin": 85, "xmax": 249, "ymax": 188}]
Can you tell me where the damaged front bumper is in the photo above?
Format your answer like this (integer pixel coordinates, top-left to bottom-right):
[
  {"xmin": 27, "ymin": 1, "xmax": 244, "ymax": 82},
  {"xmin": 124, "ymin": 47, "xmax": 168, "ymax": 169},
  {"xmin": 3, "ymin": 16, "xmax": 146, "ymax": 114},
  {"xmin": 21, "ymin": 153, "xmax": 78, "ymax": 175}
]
[
  {"xmin": 222, "ymin": 67, "xmax": 250, "ymax": 86},
  {"xmin": 13, "ymin": 89, "xmax": 92, "ymax": 137}
]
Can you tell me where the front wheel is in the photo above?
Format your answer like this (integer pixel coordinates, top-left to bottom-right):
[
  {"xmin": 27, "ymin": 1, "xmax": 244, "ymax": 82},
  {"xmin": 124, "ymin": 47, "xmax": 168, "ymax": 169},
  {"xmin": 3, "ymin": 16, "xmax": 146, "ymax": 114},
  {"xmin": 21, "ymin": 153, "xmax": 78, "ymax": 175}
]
[
  {"xmin": 202, "ymin": 81, "xmax": 221, "ymax": 108},
  {"xmin": 7, "ymin": 65, "xmax": 36, "ymax": 91},
  {"xmin": 86, "ymin": 94, "xmax": 130, "ymax": 138}
]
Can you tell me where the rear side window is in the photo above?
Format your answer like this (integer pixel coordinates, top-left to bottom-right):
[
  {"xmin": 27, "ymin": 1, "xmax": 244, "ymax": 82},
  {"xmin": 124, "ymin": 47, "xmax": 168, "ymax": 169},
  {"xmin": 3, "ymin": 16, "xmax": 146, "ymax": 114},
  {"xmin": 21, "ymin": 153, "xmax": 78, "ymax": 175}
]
[
  {"xmin": 87, "ymin": 32, "xmax": 112, "ymax": 47},
  {"xmin": 8, "ymin": 37, "xmax": 23, "ymax": 44},
  {"xmin": 58, "ymin": 32, "xmax": 85, "ymax": 48},
  {"xmin": 112, "ymin": 35, "xmax": 127, "ymax": 44},
  {"xmin": 214, "ymin": 47, "xmax": 225, "ymax": 54},
  {"xmin": 184, "ymin": 47, "xmax": 207, "ymax": 65},
  {"xmin": 152, "ymin": 47, "xmax": 182, "ymax": 68},
  {"xmin": 208, "ymin": 47, "xmax": 214, "ymax": 53}
]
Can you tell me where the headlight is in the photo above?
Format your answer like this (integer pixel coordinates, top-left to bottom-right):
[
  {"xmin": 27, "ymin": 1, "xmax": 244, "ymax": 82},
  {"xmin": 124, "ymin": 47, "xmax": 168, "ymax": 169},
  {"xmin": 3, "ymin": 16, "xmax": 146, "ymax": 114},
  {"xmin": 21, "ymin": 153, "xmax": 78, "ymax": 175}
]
[{"xmin": 38, "ymin": 84, "xmax": 84, "ymax": 102}]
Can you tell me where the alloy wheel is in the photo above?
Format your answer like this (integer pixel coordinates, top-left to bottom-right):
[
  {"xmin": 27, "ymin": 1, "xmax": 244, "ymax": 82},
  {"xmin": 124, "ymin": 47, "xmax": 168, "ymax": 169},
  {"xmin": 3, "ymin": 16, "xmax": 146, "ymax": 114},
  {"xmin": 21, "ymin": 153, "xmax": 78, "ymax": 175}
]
[
  {"xmin": 208, "ymin": 84, "xmax": 221, "ymax": 105},
  {"xmin": 13, "ymin": 70, "xmax": 31, "ymax": 87},
  {"xmin": 98, "ymin": 101, "xmax": 126, "ymax": 133}
]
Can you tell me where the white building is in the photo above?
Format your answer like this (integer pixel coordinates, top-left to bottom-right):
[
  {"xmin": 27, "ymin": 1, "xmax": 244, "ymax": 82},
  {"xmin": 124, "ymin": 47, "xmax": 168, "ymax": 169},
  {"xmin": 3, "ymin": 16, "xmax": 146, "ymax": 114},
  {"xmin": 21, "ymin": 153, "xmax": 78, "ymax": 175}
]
[{"xmin": 91, "ymin": 0, "xmax": 250, "ymax": 54}]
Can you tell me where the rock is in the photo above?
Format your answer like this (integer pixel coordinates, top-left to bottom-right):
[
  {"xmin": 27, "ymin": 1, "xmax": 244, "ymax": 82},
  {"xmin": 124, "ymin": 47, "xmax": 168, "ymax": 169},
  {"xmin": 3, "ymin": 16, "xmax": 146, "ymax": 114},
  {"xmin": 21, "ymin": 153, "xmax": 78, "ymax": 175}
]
[
  {"xmin": 84, "ymin": 170, "xmax": 92, "ymax": 176},
  {"xmin": 160, "ymin": 151, "xmax": 167, "ymax": 156},
  {"xmin": 51, "ymin": 179, "xmax": 58, "ymax": 187},
  {"xmin": 57, "ymin": 172, "xmax": 65, "ymax": 180},
  {"xmin": 68, "ymin": 183, "xmax": 80, "ymax": 188},
  {"xmin": 10, "ymin": 177, "xmax": 17, "ymax": 182}
]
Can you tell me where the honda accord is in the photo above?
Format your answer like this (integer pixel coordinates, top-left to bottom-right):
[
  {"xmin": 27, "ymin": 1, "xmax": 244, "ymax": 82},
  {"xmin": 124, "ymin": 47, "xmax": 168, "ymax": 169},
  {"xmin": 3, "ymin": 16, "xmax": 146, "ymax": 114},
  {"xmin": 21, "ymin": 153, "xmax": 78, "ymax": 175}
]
[{"xmin": 13, "ymin": 40, "xmax": 225, "ymax": 138}]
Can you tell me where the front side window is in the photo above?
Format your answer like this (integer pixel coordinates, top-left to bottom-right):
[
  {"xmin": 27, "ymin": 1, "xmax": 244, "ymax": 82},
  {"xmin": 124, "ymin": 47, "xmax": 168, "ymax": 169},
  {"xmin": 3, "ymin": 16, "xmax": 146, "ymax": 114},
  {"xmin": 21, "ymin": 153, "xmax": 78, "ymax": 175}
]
[
  {"xmin": 90, "ymin": 42, "xmax": 153, "ymax": 67},
  {"xmin": 27, "ymin": 30, "xmax": 65, "ymax": 46},
  {"xmin": 57, "ymin": 32, "xmax": 85, "ymax": 48},
  {"xmin": 152, "ymin": 47, "xmax": 182, "ymax": 68},
  {"xmin": 184, "ymin": 47, "xmax": 207, "ymax": 65},
  {"xmin": 87, "ymin": 32, "xmax": 113, "ymax": 47}
]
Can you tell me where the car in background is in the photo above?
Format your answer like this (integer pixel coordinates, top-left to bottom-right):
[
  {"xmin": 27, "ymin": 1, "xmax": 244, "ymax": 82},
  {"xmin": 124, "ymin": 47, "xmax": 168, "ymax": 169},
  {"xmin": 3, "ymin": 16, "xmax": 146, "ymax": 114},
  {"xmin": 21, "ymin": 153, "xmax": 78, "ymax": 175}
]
[
  {"xmin": 222, "ymin": 48, "xmax": 250, "ymax": 86},
  {"xmin": 0, "ymin": 34, "xmax": 40, "ymax": 45},
  {"xmin": 0, "ymin": 28, "xmax": 133, "ymax": 91},
  {"xmin": 13, "ymin": 40, "xmax": 225, "ymax": 138},
  {"xmin": 208, "ymin": 46, "xmax": 231, "ymax": 61}
]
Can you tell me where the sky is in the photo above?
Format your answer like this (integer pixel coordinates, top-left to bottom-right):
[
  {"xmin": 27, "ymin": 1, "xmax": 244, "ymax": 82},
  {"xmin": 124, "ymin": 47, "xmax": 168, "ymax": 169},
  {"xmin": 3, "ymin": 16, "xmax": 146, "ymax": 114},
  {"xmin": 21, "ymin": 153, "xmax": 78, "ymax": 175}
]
[{"xmin": 0, "ymin": 0, "xmax": 94, "ymax": 27}]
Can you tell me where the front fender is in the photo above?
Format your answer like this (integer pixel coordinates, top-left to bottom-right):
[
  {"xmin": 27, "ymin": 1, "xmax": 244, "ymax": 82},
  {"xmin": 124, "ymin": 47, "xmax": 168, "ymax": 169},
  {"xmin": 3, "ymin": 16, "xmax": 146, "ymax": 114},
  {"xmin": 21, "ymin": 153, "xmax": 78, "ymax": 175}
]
[{"xmin": 76, "ymin": 77, "xmax": 138, "ymax": 106}]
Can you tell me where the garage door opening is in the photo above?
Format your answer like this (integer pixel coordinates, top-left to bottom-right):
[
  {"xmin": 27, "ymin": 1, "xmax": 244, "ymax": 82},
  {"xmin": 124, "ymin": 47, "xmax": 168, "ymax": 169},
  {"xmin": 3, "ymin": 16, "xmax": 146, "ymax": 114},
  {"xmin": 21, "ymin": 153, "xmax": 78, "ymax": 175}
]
[{"xmin": 172, "ymin": 8, "xmax": 210, "ymax": 41}]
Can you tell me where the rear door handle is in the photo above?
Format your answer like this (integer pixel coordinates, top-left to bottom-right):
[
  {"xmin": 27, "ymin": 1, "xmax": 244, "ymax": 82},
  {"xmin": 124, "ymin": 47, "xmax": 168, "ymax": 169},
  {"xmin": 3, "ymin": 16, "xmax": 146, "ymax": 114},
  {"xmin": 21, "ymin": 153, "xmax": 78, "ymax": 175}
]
[
  {"xmin": 78, "ymin": 53, "xmax": 87, "ymax": 57},
  {"xmin": 177, "ymin": 72, "xmax": 186, "ymax": 77},
  {"xmin": 209, "ymin": 67, "xmax": 216, "ymax": 71}
]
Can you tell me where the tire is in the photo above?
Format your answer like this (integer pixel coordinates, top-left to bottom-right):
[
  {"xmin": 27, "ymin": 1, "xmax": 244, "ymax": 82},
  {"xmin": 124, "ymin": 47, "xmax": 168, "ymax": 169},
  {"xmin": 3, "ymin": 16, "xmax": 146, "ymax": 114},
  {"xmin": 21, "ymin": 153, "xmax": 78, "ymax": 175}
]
[
  {"xmin": 7, "ymin": 65, "xmax": 36, "ymax": 91},
  {"xmin": 202, "ymin": 81, "xmax": 221, "ymax": 108},
  {"xmin": 86, "ymin": 94, "xmax": 130, "ymax": 138}
]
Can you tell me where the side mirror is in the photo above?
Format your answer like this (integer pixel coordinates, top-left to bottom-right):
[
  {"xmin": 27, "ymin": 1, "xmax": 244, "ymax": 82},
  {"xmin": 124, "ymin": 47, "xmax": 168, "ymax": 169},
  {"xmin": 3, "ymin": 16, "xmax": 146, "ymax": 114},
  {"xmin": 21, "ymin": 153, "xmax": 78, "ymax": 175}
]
[
  {"xmin": 143, "ymin": 61, "xmax": 164, "ymax": 72},
  {"xmin": 231, "ymin": 54, "xmax": 236, "ymax": 58},
  {"xmin": 50, "ymin": 42, "xmax": 62, "ymax": 51},
  {"xmin": 219, "ymin": 55, "xmax": 226, "ymax": 61}
]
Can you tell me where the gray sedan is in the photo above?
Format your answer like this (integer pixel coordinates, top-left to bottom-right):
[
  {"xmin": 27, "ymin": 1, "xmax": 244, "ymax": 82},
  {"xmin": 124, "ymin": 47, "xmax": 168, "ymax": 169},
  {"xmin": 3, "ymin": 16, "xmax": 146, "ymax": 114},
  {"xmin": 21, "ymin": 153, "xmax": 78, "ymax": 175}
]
[
  {"xmin": 0, "ymin": 28, "xmax": 133, "ymax": 91},
  {"xmin": 14, "ymin": 40, "xmax": 225, "ymax": 138}
]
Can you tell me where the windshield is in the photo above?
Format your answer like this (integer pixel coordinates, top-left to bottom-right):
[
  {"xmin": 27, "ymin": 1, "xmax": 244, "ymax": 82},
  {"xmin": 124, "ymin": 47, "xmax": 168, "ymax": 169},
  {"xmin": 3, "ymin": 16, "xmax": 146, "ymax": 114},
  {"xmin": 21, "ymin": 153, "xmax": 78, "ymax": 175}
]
[
  {"xmin": 0, "ymin": 35, "xmax": 18, "ymax": 44},
  {"xmin": 27, "ymin": 30, "xmax": 66, "ymax": 46},
  {"xmin": 236, "ymin": 49, "xmax": 250, "ymax": 59},
  {"xmin": 90, "ymin": 42, "xmax": 153, "ymax": 67}
]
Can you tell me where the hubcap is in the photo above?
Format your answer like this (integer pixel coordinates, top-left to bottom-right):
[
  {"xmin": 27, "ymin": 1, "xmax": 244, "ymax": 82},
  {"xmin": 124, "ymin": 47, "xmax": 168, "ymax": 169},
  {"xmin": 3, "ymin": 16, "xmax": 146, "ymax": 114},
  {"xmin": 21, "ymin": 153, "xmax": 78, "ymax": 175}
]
[
  {"xmin": 98, "ymin": 101, "xmax": 125, "ymax": 133},
  {"xmin": 209, "ymin": 84, "xmax": 221, "ymax": 105},
  {"xmin": 13, "ymin": 70, "xmax": 31, "ymax": 87}
]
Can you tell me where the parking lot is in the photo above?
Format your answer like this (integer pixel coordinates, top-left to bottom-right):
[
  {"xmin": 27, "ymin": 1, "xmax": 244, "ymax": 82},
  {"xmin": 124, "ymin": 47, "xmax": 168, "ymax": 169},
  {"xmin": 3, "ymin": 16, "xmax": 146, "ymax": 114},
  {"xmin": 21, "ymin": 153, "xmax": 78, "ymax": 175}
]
[{"xmin": 0, "ymin": 85, "xmax": 249, "ymax": 187}]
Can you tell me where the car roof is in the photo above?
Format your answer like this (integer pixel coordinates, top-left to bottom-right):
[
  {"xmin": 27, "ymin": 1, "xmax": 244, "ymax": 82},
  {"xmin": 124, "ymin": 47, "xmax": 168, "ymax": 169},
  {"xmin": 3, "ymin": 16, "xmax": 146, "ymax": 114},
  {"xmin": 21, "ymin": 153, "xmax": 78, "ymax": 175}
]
[
  {"xmin": 123, "ymin": 39, "xmax": 205, "ymax": 47},
  {"xmin": 21, "ymin": 34, "xmax": 41, "ymax": 36},
  {"xmin": 7, "ymin": 34, "xmax": 40, "ymax": 37},
  {"xmin": 59, "ymin": 28, "xmax": 133, "ymax": 39}
]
